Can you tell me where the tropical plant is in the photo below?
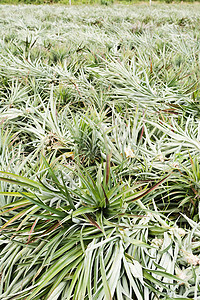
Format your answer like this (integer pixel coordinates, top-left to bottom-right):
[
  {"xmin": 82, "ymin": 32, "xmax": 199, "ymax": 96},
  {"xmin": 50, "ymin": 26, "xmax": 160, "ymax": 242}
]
[{"xmin": 0, "ymin": 3, "xmax": 200, "ymax": 299}]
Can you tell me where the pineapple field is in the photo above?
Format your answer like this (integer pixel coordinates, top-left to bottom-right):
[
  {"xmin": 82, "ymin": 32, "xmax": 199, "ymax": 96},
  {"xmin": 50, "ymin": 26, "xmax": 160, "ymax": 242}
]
[{"xmin": 0, "ymin": 3, "xmax": 200, "ymax": 299}]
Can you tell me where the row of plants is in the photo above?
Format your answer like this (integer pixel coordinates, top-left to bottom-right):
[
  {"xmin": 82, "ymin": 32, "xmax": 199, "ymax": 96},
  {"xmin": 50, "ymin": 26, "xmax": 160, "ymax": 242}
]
[
  {"xmin": 0, "ymin": 0, "xmax": 199, "ymax": 5},
  {"xmin": 0, "ymin": 3, "xmax": 200, "ymax": 299}
]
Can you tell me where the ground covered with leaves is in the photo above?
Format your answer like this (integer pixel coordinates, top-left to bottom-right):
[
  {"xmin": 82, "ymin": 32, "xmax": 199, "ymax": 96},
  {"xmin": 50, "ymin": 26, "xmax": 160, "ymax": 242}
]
[{"xmin": 0, "ymin": 3, "xmax": 200, "ymax": 299}]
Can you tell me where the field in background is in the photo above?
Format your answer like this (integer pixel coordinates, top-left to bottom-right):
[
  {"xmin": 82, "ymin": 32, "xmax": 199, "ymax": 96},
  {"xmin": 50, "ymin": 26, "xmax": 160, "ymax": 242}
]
[
  {"xmin": 1, "ymin": 0, "xmax": 199, "ymax": 4},
  {"xmin": 0, "ymin": 3, "xmax": 200, "ymax": 299}
]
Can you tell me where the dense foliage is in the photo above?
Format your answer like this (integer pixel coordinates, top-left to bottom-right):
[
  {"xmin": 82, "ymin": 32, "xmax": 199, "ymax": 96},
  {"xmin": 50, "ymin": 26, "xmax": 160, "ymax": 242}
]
[
  {"xmin": 0, "ymin": 0, "xmax": 199, "ymax": 5},
  {"xmin": 0, "ymin": 3, "xmax": 200, "ymax": 299}
]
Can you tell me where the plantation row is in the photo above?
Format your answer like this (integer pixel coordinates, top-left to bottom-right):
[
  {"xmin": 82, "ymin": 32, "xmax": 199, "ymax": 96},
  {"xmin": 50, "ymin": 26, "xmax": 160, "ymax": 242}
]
[
  {"xmin": 1, "ymin": 0, "xmax": 199, "ymax": 5},
  {"xmin": 0, "ymin": 3, "xmax": 200, "ymax": 300}
]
